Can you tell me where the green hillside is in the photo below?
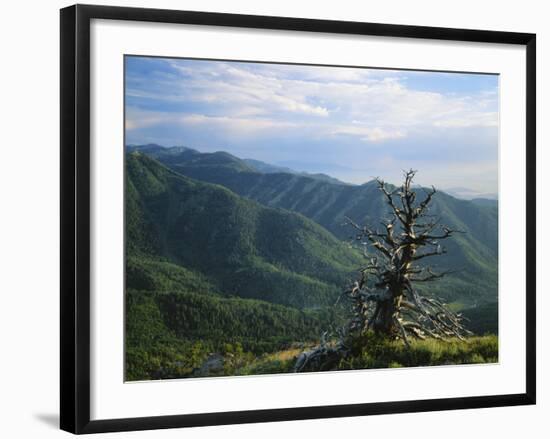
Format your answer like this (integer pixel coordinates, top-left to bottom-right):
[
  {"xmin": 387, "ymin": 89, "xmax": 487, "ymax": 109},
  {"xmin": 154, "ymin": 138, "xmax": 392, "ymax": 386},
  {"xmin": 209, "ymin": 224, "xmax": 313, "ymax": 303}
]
[
  {"xmin": 125, "ymin": 151, "xmax": 367, "ymax": 380},
  {"xmin": 126, "ymin": 152, "xmax": 363, "ymax": 308},
  {"xmin": 243, "ymin": 157, "xmax": 348, "ymax": 185},
  {"xmin": 126, "ymin": 289, "xmax": 339, "ymax": 380},
  {"xmin": 125, "ymin": 147, "xmax": 499, "ymax": 381},
  {"xmin": 130, "ymin": 145, "xmax": 498, "ymax": 308},
  {"xmin": 461, "ymin": 302, "xmax": 499, "ymax": 335}
]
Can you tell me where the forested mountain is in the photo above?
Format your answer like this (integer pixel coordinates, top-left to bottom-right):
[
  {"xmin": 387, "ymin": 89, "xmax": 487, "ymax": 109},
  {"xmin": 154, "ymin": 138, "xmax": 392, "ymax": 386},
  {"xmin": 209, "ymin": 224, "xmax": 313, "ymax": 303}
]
[
  {"xmin": 129, "ymin": 144, "xmax": 498, "ymax": 308},
  {"xmin": 243, "ymin": 158, "xmax": 348, "ymax": 185},
  {"xmin": 127, "ymin": 152, "xmax": 363, "ymax": 308},
  {"xmin": 125, "ymin": 147, "xmax": 499, "ymax": 380},
  {"xmin": 127, "ymin": 144, "xmax": 348, "ymax": 185},
  {"xmin": 126, "ymin": 151, "xmax": 368, "ymax": 379}
]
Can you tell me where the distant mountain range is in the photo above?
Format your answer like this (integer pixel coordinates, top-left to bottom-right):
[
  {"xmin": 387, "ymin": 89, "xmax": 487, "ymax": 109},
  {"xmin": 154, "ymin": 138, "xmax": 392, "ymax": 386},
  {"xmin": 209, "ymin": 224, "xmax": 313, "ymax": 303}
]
[
  {"xmin": 127, "ymin": 144, "xmax": 350, "ymax": 185},
  {"xmin": 127, "ymin": 152, "xmax": 362, "ymax": 309},
  {"xmin": 127, "ymin": 144, "xmax": 498, "ymax": 309},
  {"xmin": 242, "ymin": 158, "xmax": 349, "ymax": 185},
  {"xmin": 444, "ymin": 186, "xmax": 498, "ymax": 201},
  {"xmin": 125, "ymin": 144, "xmax": 499, "ymax": 379}
]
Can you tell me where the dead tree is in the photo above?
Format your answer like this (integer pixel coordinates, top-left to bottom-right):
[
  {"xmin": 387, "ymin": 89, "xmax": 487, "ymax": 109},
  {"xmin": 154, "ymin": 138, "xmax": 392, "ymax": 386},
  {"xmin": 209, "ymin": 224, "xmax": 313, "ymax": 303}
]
[{"xmin": 294, "ymin": 170, "xmax": 471, "ymax": 372}]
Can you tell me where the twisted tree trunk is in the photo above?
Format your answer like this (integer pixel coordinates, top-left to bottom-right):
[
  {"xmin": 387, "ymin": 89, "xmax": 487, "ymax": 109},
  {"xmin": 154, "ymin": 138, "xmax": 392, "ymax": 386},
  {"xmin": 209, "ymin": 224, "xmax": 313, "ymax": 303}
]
[{"xmin": 294, "ymin": 170, "xmax": 473, "ymax": 372}]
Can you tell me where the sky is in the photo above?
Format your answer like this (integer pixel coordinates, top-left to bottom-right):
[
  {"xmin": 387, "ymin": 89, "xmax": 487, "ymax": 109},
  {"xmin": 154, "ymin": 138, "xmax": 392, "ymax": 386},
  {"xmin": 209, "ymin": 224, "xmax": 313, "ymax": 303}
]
[{"xmin": 125, "ymin": 56, "xmax": 499, "ymax": 196}]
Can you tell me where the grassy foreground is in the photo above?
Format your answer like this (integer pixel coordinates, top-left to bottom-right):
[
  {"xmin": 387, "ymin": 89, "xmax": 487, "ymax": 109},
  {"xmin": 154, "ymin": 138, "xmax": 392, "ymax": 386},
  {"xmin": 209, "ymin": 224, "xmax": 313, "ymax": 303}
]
[
  {"xmin": 233, "ymin": 334, "xmax": 498, "ymax": 377},
  {"xmin": 337, "ymin": 334, "xmax": 498, "ymax": 371},
  {"xmin": 127, "ymin": 334, "xmax": 498, "ymax": 380}
]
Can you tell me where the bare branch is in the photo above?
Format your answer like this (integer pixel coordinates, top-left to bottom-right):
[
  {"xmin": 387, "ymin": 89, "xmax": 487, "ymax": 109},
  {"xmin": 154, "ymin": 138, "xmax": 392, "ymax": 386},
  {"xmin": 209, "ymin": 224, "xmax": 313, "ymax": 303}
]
[
  {"xmin": 376, "ymin": 178, "xmax": 408, "ymax": 226},
  {"xmin": 415, "ymin": 185, "xmax": 436, "ymax": 218},
  {"xmin": 409, "ymin": 268, "xmax": 454, "ymax": 282},
  {"xmin": 412, "ymin": 247, "xmax": 446, "ymax": 261},
  {"xmin": 295, "ymin": 170, "xmax": 472, "ymax": 372}
]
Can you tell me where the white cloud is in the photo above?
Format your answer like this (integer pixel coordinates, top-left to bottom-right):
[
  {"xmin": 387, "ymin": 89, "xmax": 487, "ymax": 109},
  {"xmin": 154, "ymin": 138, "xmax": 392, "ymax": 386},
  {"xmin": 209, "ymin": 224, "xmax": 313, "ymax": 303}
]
[
  {"xmin": 125, "ymin": 108, "xmax": 167, "ymax": 130},
  {"xmin": 179, "ymin": 113, "xmax": 300, "ymax": 134},
  {"xmin": 126, "ymin": 59, "xmax": 498, "ymax": 146},
  {"xmin": 166, "ymin": 61, "xmax": 330, "ymax": 117},
  {"xmin": 125, "ymin": 59, "xmax": 499, "ymax": 193},
  {"xmin": 433, "ymin": 112, "xmax": 498, "ymax": 128},
  {"xmin": 331, "ymin": 124, "xmax": 406, "ymax": 142}
]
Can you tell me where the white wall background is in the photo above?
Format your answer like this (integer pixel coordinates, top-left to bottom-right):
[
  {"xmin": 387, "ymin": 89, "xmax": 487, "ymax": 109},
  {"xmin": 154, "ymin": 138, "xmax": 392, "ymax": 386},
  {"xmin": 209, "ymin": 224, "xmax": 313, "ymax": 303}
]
[{"xmin": 0, "ymin": 0, "xmax": 546, "ymax": 437}]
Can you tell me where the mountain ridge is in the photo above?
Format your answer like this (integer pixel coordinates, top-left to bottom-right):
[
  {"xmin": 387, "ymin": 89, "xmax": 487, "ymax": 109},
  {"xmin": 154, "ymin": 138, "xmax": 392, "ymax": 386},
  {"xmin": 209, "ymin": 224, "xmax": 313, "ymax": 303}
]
[
  {"xmin": 129, "ymin": 144, "xmax": 498, "ymax": 308},
  {"xmin": 124, "ymin": 147, "xmax": 499, "ymax": 381},
  {"xmin": 126, "ymin": 151, "xmax": 364, "ymax": 309}
]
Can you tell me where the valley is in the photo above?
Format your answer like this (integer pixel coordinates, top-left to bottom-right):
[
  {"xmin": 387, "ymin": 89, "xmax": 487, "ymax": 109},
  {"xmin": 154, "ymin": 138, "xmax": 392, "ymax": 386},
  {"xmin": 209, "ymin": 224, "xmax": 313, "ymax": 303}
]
[{"xmin": 125, "ymin": 145, "xmax": 499, "ymax": 381}]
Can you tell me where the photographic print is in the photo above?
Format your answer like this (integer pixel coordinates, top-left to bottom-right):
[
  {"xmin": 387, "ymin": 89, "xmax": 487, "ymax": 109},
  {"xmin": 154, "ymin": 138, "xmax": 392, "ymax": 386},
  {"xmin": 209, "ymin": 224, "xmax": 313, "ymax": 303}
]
[{"xmin": 124, "ymin": 56, "xmax": 499, "ymax": 381}]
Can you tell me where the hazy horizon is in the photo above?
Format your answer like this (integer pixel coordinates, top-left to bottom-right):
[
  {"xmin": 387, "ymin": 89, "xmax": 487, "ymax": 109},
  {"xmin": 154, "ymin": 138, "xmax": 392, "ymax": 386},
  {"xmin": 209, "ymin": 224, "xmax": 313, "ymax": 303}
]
[
  {"xmin": 125, "ymin": 56, "xmax": 499, "ymax": 198},
  {"xmin": 127, "ymin": 143, "xmax": 498, "ymax": 200}
]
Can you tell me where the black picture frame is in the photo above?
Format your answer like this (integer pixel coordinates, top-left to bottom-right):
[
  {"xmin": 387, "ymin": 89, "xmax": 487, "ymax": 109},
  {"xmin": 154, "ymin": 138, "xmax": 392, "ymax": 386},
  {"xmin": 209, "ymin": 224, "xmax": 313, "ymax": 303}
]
[{"xmin": 60, "ymin": 4, "xmax": 536, "ymax": 434}]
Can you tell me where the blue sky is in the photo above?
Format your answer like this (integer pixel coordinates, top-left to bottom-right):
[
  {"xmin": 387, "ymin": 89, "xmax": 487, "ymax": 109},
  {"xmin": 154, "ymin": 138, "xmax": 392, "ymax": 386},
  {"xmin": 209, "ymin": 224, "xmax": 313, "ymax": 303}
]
[{"xmin": 125, "ymin": 56, "xmax": 499, "ymax": 196}]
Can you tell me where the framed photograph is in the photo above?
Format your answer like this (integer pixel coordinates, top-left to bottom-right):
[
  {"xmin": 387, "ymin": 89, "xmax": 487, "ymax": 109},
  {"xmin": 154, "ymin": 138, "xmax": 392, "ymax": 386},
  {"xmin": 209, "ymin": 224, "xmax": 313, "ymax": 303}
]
[{"xmin": 60, "ymin": 4, "xmax": 536, "ymax": 434}]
